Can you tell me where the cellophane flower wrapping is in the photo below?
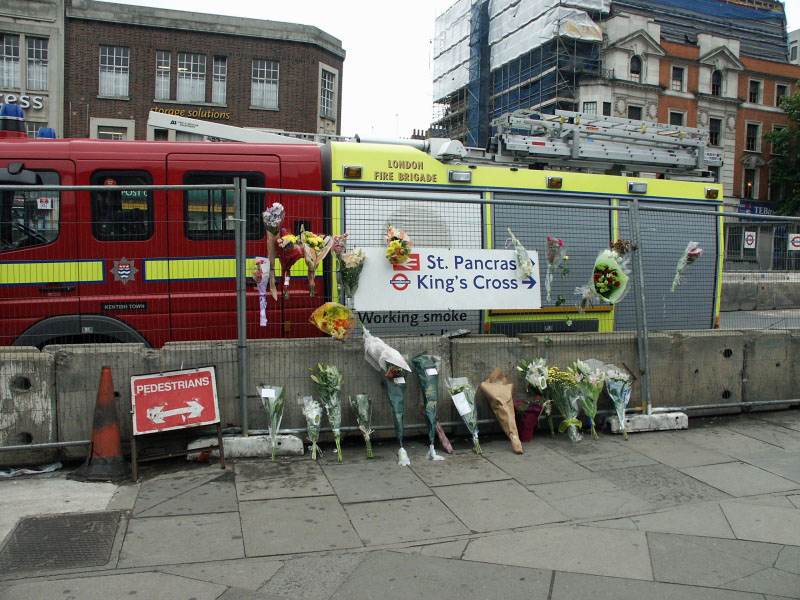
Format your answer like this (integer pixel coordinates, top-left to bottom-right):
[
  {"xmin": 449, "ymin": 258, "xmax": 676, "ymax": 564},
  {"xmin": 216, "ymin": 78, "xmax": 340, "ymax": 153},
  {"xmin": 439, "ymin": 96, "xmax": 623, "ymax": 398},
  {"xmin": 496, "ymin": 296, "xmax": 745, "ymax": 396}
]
[
  {"xmin": 277, "ymin": 228, "xmax": 304, "ymax": 298},
  {"xmin": 411, "ymin": 352, "xmax": 441, "ymax": 445},
  {"xmin": 506, "ymin": 228, "xmax": 535, "ymax": 279},
  {"xmin": 446, "ymin": 376, "xmax": 482, "ymax": 454},
  {"xmin": 310, "ymin": 364, "xmax": 343, "ymax": 462},
  {"xmin": 671, "ymin": 241, "xmax": 703, "ymax": 292},
  {"xmin": 385, "ymin": 225, "xmax": 413, "ymax": 265},
  {"xmin": 301, "ymin": 395, "xmax": 323, "ymax": 459},
  {"xmin": 570, "ymin": 360, "xmax": 605, "ymax": 440},
  {"xmin": 253, "ymin": 257, "xmax": 270, "ymax": 327},
  {"xmin": 300, "ymin": 229, "xmax": 333, "ymax": 297},
  {"xmin": 262, "ymin": 202, "xmax": 284, "ymax": 301},
  {"xmin": 339, "ymin": 250, "xmax": 366, "ymax": 301},
  {"xmin": 309, "ymin": 302, "xmax": 356, "ymax": 341},
  {"xmin": 605, "ymin": 366, "xmax": 632, "ymax": 439},
  {"xmin": 259, "ymin": 385, "xmax": 284, "ymax": 461},
  {"xmin": 517, "ymin": 358, "xmax": 555, "ymax": 437},
  {"xmin": 349, "ymin": 394, "xmax": 374, "ymax": 458},
  {"xmin": 384, "ymin": 369, "xmax": 407, "ymax": 447},
  {"xmin": 479, "ymin": 368, "xmax": 523, "ymax": 454},
  {"xmin": 545, "ymin": 236, "xmax": 568, "ymax": 302},
  {"xmin": 548, "ymin": 367, "xmax": 582, "ymax": 443},
  {"xmin": 576, "ymin": 241, "xmax": 631, "ymax": 310}
]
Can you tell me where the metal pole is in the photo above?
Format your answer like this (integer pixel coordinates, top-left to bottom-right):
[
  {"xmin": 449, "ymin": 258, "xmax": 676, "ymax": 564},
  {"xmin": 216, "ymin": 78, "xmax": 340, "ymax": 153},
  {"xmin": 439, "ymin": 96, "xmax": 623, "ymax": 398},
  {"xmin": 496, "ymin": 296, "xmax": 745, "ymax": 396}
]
[
  {"xmin": 630, "ymin": 199, "xmax": 653, "ymax": 415},
  {"xmin": 234, "ymin": 178, "xmax": 249, "ymax": 436}
]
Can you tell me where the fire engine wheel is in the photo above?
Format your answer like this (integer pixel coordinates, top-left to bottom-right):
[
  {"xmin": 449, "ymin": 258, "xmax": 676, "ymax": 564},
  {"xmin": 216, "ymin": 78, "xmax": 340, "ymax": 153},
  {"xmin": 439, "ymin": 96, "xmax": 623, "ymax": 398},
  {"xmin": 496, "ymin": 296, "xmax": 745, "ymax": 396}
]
[{"xmin": 13, "ymin": 315, "xmax": 151, "ymax": 349}]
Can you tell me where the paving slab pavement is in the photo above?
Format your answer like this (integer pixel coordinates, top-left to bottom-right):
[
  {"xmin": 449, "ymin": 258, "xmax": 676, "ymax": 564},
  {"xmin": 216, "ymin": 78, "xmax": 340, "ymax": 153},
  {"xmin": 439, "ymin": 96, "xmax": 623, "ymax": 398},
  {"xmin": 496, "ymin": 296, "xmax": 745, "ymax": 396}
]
[{"xmin": 1, "ymin": 410, "xmax": 799, "ymax": 599}]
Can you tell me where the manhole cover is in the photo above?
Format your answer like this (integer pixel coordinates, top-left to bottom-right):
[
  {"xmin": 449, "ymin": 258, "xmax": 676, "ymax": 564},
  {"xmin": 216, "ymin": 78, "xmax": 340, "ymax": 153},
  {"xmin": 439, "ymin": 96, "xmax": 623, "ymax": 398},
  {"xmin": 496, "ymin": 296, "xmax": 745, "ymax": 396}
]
[{"xmin": 0, "ymin": 511, "xmax": 119, "ymax": 572}]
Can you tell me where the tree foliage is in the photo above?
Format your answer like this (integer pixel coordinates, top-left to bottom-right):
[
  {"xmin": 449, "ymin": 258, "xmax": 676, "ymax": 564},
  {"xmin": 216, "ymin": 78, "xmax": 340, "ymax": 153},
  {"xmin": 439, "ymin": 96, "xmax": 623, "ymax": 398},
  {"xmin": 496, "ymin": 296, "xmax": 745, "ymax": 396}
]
[{"xmin": 764, "ymin": 85, "xmax": 800, "ymax": 215}]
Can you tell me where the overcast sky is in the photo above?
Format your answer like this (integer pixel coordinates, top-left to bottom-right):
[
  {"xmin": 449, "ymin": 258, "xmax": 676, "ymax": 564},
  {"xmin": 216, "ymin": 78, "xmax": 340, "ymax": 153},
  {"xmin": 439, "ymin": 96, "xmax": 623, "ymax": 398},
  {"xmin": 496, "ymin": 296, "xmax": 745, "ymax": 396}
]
[{"xmin": 105, "ymin": 0, "xmax": 800, "ymax": 138}]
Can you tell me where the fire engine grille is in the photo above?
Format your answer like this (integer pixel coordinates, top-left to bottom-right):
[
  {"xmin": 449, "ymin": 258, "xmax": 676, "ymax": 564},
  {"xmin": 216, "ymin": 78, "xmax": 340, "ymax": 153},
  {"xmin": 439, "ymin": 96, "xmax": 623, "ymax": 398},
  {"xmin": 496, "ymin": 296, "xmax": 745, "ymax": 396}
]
[{"xmin": 0, "ymin": 511, "xmax": 119, "ymax": 573}]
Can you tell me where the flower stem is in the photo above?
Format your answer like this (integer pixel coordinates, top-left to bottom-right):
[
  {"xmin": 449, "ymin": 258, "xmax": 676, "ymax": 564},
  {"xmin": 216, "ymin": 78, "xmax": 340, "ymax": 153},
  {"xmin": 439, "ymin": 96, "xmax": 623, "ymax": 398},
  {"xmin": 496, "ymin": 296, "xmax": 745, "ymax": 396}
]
[
  {"xmin": 591, "ymin": 425, "xmax": 598, "ymax": 440},
  {"xmin": 474, "ymin": 439, "xmax": 483, "ymax": 455},
  {"xmin": 548, "ymin": 415, "xmax": 555, "ymax": 438},
  {"xmin": 365, "ymin": 436, "xmax": 374, "ymax": 459},
  {"xmin": 311, "ymin": 443, "xmax": 317, "ymax": 460},
  {"xmin": 622, "ymin": 429, "xmax": 628, "ymax": 441},
  {"xmin": 335, "ymin": 435, "xmax": 342, "ymax": 463}
]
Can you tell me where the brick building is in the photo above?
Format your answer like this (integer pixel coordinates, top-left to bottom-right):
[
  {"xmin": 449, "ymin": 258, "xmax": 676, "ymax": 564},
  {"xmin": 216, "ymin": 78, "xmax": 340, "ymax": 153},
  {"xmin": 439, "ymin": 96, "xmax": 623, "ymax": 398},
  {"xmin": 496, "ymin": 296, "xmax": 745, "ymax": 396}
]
[{"xmin": 64, "ymin": 0, "xmax": 345, "ymax": 140}]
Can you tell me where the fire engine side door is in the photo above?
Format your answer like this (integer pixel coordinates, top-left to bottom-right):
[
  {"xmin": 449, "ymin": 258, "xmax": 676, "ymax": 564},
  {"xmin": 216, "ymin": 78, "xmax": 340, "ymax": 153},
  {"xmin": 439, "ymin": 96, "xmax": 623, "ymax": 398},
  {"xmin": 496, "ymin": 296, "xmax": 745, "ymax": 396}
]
[
  {"xmin": 0, "ymin": 160, "xmax": 77, "ymax": 347},
  {"xmin": 165, "ymin": 154, "xmax": 281, "ymax": 341},
  {"xmin": 75, "ymin": 158, "xmax": 170, "ymax": 347}
]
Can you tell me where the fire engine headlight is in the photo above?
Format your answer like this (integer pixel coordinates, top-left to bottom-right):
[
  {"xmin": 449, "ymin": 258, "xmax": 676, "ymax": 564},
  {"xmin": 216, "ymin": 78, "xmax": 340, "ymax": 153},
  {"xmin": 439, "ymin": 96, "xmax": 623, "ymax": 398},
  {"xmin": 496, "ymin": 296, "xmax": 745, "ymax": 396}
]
[
  {"xmin": 448, "ymin": 170, "xmax": 472, "ymax": 183},
  {"xmin": 546, "ymin": 176, "xmax": 563, "ymax": 189},
  {"xmin": 343, "ymin": 165, "xmax": 362, "ymax": 179},
  {"xmin": 705, "ymin": 187, "xmax": 719, "ymax": 200},
  {"xmin": 628, "ymin": 181, "xmax": 648, "ymax": 194}
]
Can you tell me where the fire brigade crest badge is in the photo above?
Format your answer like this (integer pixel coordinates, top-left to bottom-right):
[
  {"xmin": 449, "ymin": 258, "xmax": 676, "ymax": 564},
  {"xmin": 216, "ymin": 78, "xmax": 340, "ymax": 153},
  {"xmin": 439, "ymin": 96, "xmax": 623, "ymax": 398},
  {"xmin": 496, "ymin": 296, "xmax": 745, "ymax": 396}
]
[{"xmin": 111, "ymin": 258, "xmax": 138, "ymax": 285}]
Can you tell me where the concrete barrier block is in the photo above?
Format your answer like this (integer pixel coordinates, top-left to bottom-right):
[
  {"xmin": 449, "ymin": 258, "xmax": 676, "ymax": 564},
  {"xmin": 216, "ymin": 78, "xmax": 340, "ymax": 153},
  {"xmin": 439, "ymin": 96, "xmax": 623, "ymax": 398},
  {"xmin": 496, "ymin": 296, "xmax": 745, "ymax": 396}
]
[
  {"xmin": 742, "ymin": 330, "xmax": 794, "ymax": 404},
  {"xmin": 0, "ymin": 347, "xmax": 57, "ymax": 466},
  {"xmin": 186, "ymin": 434, "xmax": 304, "ymax": 460},
  {"xmin": 648, "ymin": 331, "xmax": 745, "ymax": 412}
]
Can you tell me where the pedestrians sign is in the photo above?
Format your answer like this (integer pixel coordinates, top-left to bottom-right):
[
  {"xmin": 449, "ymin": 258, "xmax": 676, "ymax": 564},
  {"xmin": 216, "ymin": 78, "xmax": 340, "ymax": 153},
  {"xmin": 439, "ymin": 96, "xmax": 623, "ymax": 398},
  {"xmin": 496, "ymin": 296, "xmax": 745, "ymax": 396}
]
[
  {"xmin": 353, "ymin": 247, "xmax": 541, "ymax": 311},
  {"xmin": 743, "ymin": 231, "xmax": 756, "ymax": 250},
  {"xmin": 789, "ymin": 233, "xmax": 800, "ymax": 252},
  {"xmin": 131, "ymin": 367, "xmax": 219, "ymax": 435}
]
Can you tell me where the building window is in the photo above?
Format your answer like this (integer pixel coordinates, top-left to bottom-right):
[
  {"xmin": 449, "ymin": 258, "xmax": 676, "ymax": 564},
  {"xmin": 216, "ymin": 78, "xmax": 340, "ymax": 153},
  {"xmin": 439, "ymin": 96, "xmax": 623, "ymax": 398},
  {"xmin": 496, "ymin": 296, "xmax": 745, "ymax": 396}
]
[
  {"xmin": 251, "ymin": 59, "xmax": 279, "ymax": 109},
  {"xmin": 709, "ymin": 117, "xmax": 722, "ymax": 147},
  {"xmin": 602, "ymin": 102, "xmax": 611, "ymax": 116},
  {"xmin": 629, "ymin": 55, "xmax": 642, "ymax": 83},
  {"xmin": 99, "ymin": 46, "xmax": 129, "ymax": 97},
  {"xmin": 582, "ymin": 101, "xmax": 597, "ymax": 115},
  {"xmin": 320, "ymin": 68, "xmax": 336, "ymax": 118},
  {"xmin": 671, "ymin": 66, "xmax": 684, "ymax": 92},
  {"xmin": 25, "ymin": 121, "xmax": 48, "ymax": 138},
  {"xmin": 628, "ymin": 105, "xmax": 643, "ymax": 120},
  {"xmin": 97, "ymin": 126, "xmax": 128, "ymax": 140},
  {"xmin": 745, "ymin": 122, "xmax": 760, "ymax": 152},
  {"xmin": 0, "ymin": 34, "xmax": 20, "ymax": 88},
  {"xmin": 775, "ymin": 83, "xmax": 788, "ymax": 107},
  {"xmin": 743, "ymin": 168, "xmax": 757, "ymax": 199},
  {"xmin": 177, "ymin": 53, "xmax": 206, "ymax": 103},
  {"xmin": 711, "ymin": 70, "xmax": 722, "ymax": 96},
  {"xmin": 771, "ymin": 125, "xmax": 786, "ymax": 155},
  {"xmin": 26, "ymin": 38, "xmax": 48, "ymax": 91},
  {"xmin": 212, "ymin": 56, "xmax": 227, "ymax": 105},
  {"xmin": 669, "ymin": 111, "xmax": 685, "ymax": 127},
  {"xmin": 708, "ymin": 165, "xmax": 720, "ymax": 183},
  {"xmin": 769, "ymin": 172, "xmax": 785, "ymax": 203},
  {"xmin": 792, "ymin": 44, "xmax": 798, "ymax": 62},
  {"xmin": 748, "ymin": 79, "xmax": 762, "ymax": 104},
  {"xmin": 155, "ymin": 51, "xmax": 170, "ymax": 100}
]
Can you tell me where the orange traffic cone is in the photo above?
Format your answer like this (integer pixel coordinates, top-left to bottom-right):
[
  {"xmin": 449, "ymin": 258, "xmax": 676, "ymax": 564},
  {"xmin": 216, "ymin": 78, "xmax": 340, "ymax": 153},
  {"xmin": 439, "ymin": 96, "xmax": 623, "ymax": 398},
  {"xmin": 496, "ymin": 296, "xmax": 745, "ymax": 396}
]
[{"xmin": 68, "ymin": 366, "xmax": 130, "ymax": 482}]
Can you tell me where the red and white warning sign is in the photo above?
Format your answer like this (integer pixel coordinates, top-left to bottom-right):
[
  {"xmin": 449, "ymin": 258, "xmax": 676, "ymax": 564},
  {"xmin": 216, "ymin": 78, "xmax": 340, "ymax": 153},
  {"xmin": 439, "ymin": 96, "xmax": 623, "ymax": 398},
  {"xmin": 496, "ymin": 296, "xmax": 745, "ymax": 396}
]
[
  {"xmin": 788, "ymin": 233, "xmax": 800, "ymax": 252},
  {"xmin": 743, "ymin": 231, "xmax": 757, "ymax": 250},
  {"xmin": 131, "ymin": 366, "xmax": 219, "ymax": 435}
]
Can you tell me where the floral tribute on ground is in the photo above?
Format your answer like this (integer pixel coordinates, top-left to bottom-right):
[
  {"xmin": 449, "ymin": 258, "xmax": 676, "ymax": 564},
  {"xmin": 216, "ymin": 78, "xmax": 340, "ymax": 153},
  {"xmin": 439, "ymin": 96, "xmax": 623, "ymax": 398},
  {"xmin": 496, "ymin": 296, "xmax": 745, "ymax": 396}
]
[
  {"xmin": 604, "ymin": 365, "xmax": 632, "ymax": 439},
  {"xmin": 411, "ymin": 352, "xmax": 446, "ymax": 461},
  {"xmin": 349, "ymin": 394, "xmax": 374, "ymax": 458},
  {"xmin": 516, "ymin": 358, "xmax": 554, "ymax": 439},
  {"xmin": 576, "ymin": 238, "xmax": 632, "ymax": 310},
  {"xmin": 671, "ymin": 241, "xmax": 703, "ymax": 292},
  {"xmin": 363, "ymin": 327, "xmax": 413, "ymax": 465},
  {"xmin": 570, "ymin": 360, "xmax": 605, "ymax": 440},
  {"xmin": 547, "ymin": 367, "xmax": 582, "ymax": 443},
  {"xmin": 259, "ymin": 385, "xmax": 284, "ymax": 461},
  {"xmin": 310, "ymin": 364, "xmax": 344, "ymax": 462},
  {"xmin": 480, "ymin": 369, "xmax": 523, "ymax": 454},
  {"xmin": 385, "ymin": 225, "xmax": 413, "ymax": 265},
  {"xmin": 446, "ymin": 376, "xmax": 482, "ymax": 454},
  {"xmin": 301, "ymin": 395, "xmax": 323, "ymax": 460}
]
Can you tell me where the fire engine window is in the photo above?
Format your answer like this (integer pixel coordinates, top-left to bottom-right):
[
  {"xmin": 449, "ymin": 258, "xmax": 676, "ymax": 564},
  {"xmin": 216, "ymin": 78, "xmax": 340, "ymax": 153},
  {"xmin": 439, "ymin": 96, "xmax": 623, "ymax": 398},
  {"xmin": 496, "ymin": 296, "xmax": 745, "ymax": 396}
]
[
  {"xmin": 0, "ymin": 170, "xmax": 60, "ymax": 252},
  {"xmin": 90, "ymin": 171, "xmax": 154, "ymax": 241},
  {"xmin": 183, "ymin": 172, "xmax": 265, "ymax": 240}
]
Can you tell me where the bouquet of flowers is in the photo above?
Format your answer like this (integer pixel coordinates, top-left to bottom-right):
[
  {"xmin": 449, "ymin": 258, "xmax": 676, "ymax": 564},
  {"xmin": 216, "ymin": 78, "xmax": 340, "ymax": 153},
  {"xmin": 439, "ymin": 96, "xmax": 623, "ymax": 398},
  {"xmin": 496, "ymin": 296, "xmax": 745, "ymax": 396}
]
[
  {"xmin": 671, "ymin": 241, "xmax": 703, "ymax": 292},
  {"xmin": 277, "ymin": 228, "xmax": 305, "ymax": 299},
  {"xmin": 547, "ymin": 366, "xmax": 582, "ymax": 443},
  {"xmin": 349, "ymin": 394, "xmax": 374, "ymax": 458},
  {"xmin": 363, "ymin": 327, "xmax": 412, "ymax": 465},
  {"xmin": 570, "ymin": 360, "xmax": 605, "ymax": 440},
  {"xmin": 506, "ymin": 228, "xmax": 535, "ymax": 279},
  {"xmin": 605, "ymin": 365, "xmax": 632, "ymax": 440},
  {"xmin": 480, "ymin": 368, "xmax": 523, "ymax": 454},
  {"xmin": 259, "ymin": 385, "xmax": 284, "ymax": 461},
  {"xmin": 301, "ymin": 395, "xmax": 323, "ymax": 459},
  {"xmin": 576, "ymin": 238, "xmax": 631, "ymax": 310},
  {"xmin": 411, "ymin": 352, "xmax": 445, "ymax": 461},
  {"xmin": 262, "ymin": 202, "xmax": 284, "ymax": 301},
  {"xmin": 331, "ymin": 233, "xmax": 349, "ymax": 256},
  {"xmin": 385, "ymin": 225, "xmax": 413, "ymax": 265},
  {"xmin": 253, "ymin": 257, "xmax": 270, "ymax": 327},
  {"xmin": 309, "ymin": 302, "xmax": 357, "ymax": 341},
  {"xmin": 545, "ymin": 236, "xmax": 569, "ymax": 302},
  {"xmin": 300, "ymin": 229, "xmax": 333, "ymax": 297},
  {"xmin": 338, "ymin": 250, "xmax": 366, "ymax": 300},
  {"xmin": 310, "ymin": 364, "xmax": 344, "ymax": 462},
  {"xmin": 517, "ymin": 358, "xmax": 554, "ymax": 437},
  {"xmin": 446, "ymin": 376, "xmax": 482, "ymax": 454}
]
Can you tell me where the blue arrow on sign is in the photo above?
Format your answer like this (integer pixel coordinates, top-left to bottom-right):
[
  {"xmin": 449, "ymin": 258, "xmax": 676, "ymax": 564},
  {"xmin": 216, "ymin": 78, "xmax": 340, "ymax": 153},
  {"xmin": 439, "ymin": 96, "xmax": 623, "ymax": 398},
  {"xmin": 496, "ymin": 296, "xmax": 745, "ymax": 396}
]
[{"xmin": 523, "ymin": 275, "xmax": 537, "ymax": 289}]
